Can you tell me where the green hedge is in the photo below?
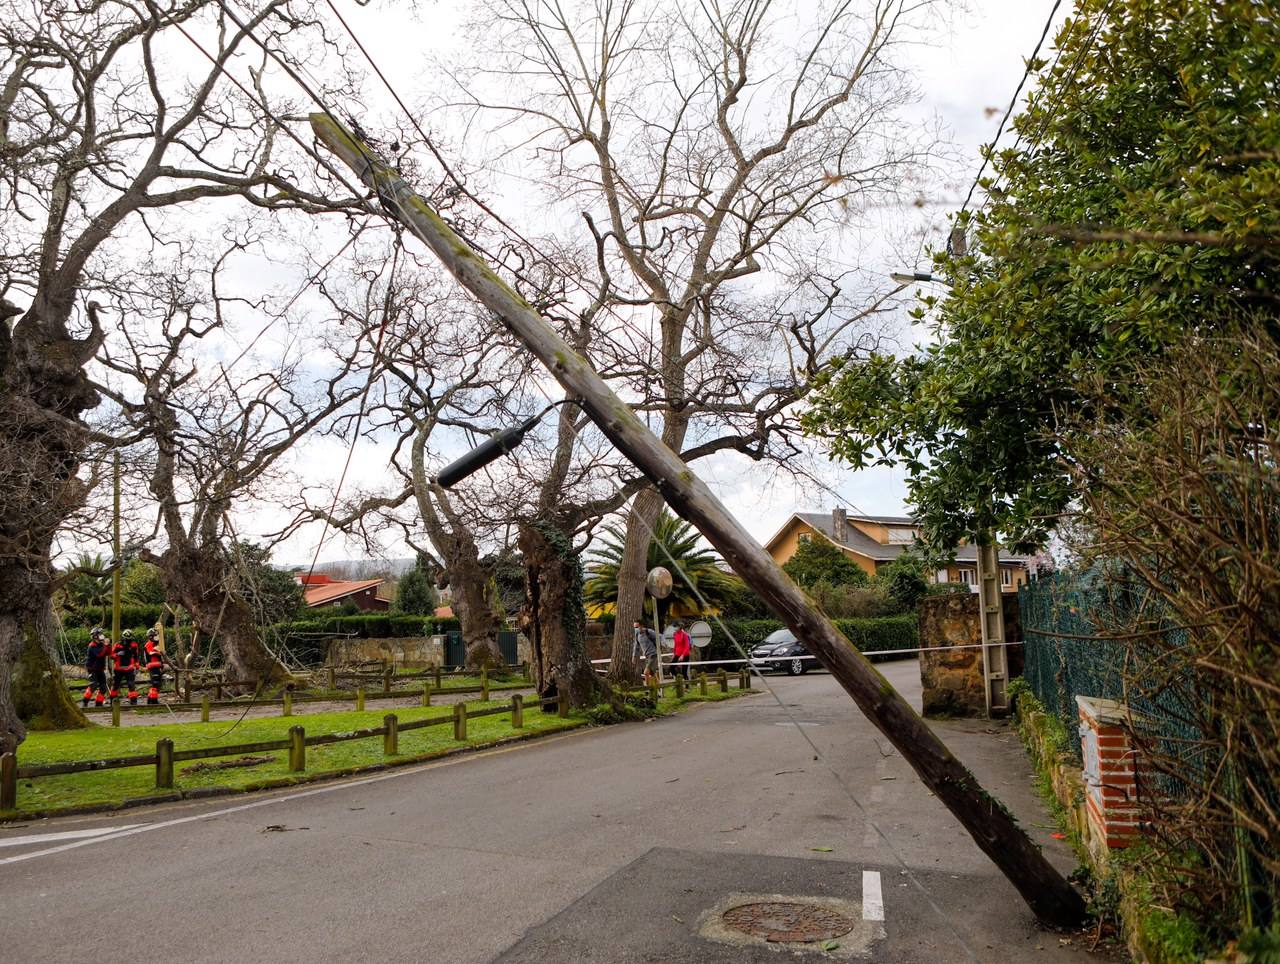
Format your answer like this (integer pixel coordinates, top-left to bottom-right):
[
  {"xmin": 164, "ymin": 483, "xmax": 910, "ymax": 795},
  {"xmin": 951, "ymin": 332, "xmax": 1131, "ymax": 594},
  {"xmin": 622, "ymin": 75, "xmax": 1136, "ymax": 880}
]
[
  {"xmin": 56, "ymin": 614, "xmax": 465, "ymax": 667},
  {"xmin": 61, "ymin": 604, "xmax": 167, "ymax": 631},
  {"xmin": 707, "ymin": 615, "xmax": 918, "ymax": 663}
]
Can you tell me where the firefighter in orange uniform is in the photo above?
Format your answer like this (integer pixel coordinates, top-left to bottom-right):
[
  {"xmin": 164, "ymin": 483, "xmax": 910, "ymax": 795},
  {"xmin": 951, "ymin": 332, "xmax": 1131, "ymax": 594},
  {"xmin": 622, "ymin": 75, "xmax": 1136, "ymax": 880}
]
[
  {"xmin": 143, "ymin": 628, "xmax": 166, "ymax": 704},
  {"xmin": 83, "ymin": 628, "xmax": 110, "ymax": 707},
  {"xmin": 111, "ymin": 630, "xmax": 142, "ymax": 705}
]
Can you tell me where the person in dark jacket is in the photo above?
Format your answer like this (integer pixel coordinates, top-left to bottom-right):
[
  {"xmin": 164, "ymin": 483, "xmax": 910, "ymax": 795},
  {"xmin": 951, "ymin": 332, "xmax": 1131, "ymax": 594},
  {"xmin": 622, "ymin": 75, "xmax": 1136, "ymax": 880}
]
[
  {"xmin": 633, "ymin": 620, "xmax": 658, "ymax": 684},
  {"xmin": 83, "ymin": 628, "xmax": 110, "ymax": 707},
  {"xmin": 111, "ymin": 630, "xmax": 142, "ymax": 704}
]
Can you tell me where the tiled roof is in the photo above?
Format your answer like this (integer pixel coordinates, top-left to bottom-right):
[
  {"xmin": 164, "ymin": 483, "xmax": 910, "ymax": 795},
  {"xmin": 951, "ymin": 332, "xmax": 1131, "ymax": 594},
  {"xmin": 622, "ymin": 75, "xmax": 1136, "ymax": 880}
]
[
  {"xmin": 792, "ymin": 512, "xmax": 1026, "ymax": 565},
  {"xmin": 304, "ymin": 578, "xmax": 383, "ymax": 607}
]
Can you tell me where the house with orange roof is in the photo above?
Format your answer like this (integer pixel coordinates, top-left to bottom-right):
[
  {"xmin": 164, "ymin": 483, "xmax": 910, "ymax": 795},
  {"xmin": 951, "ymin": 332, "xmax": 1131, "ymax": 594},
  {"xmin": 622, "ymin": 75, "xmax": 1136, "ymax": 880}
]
[{"xmin": 298, "ymin": 573, "xmax": 390, "ymax": 611}]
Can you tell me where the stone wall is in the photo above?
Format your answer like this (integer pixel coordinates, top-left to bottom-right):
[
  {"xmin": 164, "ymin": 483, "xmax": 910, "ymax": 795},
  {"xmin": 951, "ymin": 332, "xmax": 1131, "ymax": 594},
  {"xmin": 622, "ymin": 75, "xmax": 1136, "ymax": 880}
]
[
  {"xmin": 918, "ymin": 593, "xmax": 1022, "ymax": 717},
  {"xmin": 325, "ymin": 635, "xmax": 531, "ymax": 668}
]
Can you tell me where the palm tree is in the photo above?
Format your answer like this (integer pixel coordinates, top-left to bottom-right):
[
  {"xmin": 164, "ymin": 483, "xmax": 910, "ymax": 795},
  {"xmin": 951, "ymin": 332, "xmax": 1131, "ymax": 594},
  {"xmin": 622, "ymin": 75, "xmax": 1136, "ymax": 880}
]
[
  {"xmin": 584, "ymin": 510, "xmax": 736, "ymax": 625},
  {"xmin": 59, "ymin": 553, "xmax": 112, "ymax": 627}
]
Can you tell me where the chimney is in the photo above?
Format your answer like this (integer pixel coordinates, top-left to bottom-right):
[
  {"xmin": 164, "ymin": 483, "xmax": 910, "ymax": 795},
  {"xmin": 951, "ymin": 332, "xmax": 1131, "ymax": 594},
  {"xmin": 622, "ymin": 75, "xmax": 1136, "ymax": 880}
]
[{"xmin": 832, "ymin": 507, "xmax": 848, "ymax": 545}]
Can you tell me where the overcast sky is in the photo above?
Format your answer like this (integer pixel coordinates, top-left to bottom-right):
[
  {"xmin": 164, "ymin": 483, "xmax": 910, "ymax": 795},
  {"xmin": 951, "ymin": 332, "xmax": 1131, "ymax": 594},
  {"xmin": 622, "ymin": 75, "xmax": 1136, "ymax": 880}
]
[{"xmin": 253, "ymin": 0, "xmax": 1073, "ymax": 566}]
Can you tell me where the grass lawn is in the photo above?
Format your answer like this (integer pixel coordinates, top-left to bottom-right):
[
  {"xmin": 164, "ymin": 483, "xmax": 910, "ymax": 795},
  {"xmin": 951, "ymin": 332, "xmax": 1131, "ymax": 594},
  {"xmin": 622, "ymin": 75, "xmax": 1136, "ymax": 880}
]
[{"xmin": 4, "ymin": 685, "xmax": 750, "ymax": 819}]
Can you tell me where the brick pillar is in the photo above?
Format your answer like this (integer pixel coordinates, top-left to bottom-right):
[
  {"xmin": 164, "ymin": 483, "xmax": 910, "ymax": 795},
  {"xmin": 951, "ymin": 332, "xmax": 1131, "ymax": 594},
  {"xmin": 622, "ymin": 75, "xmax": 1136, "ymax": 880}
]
[{"xmin": 1076, "ymin": 695, "xmax": 1142, "ymax": 849}]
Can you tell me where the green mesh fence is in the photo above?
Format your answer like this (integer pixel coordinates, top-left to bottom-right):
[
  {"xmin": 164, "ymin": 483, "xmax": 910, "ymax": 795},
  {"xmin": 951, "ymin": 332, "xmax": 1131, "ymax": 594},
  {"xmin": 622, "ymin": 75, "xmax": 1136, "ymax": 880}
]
[{"xmin": 1019, "ymin": 569, "xmax": 1205, "ymax": 777}]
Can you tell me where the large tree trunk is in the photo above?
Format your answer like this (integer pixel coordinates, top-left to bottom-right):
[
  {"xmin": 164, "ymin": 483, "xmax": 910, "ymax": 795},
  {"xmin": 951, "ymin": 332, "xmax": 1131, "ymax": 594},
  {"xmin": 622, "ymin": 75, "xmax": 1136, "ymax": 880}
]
[
  {"xmin": 0, "ymin": 300, "xmax": 97, "ymax": 753},
  {"xmin": 519, "ymin": 518, "xmax": 600, "ymax": 708},
  {"xmin": 158, "ymin": 547, "xmax": 290, "ymax": 689},
  {"xmin": 443, "ymin": 547, "xmax": 503, "ymax": 670},
  {"xmin": 1, "ymin": 592, "xmax": 88, "ymax": 754},
  {"xmin": 608, "ymin": 488, "xmax": 664, "ymax": 684}
]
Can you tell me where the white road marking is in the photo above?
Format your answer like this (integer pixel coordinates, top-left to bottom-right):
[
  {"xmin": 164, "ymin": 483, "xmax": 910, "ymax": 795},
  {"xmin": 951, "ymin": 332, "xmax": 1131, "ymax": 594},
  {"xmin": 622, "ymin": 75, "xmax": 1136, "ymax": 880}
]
[
  {"xmin": 0, "ymin": 824, "xmax": 144, "ymax": 848},
  {"xmin": 862, "ymin": 869, "xmax": 885, "ymax": 921},
  {"xmin": 0, "ymin": 729, "xmax": 591, "ymax": 868}
]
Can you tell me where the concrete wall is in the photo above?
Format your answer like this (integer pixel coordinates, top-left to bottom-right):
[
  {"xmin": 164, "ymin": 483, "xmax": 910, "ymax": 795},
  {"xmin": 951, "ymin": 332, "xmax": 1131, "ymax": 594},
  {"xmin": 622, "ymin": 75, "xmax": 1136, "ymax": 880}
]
[
  {"xmin": 326, "ymin": 635, "xmax": 531, "ymax": 668},
  {"xmin": 918, "ymin": 593, "xmax": 1022, "ymax": 717}
]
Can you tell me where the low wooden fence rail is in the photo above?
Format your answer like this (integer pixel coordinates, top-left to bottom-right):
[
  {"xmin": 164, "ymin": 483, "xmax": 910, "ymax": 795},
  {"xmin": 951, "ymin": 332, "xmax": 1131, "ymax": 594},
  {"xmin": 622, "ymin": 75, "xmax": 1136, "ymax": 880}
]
[
  {"xmin": 72, "ymin": 665, "xmax": 532, "ymax": 718},
  {"xmin": 4, "ymin": 668, "xmax": 752, "ymax": 811},
  {"xmin": 1, "ymin": 693, "xmax": 563, "ymax": 811}
]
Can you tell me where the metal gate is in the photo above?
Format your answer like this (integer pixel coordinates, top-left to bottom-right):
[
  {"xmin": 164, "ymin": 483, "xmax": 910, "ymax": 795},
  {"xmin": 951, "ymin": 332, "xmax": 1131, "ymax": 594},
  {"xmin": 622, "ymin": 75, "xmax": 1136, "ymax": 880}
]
[
  {"xmin": 444, "ymin": 631, "xmax": 465, "ymax": 668},
  {"xmin": 497, "ymin": 631, "xmax": 518, "ymax": 665}
]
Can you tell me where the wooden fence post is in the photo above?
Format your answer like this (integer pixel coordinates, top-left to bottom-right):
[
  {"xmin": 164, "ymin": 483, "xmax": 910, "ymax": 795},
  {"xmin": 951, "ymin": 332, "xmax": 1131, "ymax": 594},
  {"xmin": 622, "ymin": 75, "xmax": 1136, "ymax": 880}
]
[
  {"xmin": 698, "ymin": 673, "xmax": 708, "ymax": 696},
  {"xmin": 383, "ymin": 714, "xmax": 398, "ymax": 755},
  {"xmin": 327, "ymin": 667, "xmax": 335, "ymax": 690},
  {"xmin": 718, "ymin": 669, "xmax": 728, "ymax": 693},
  {"xmin": 155, "ymin": 738, "xmax": 174, "ymax": 789},
  {"xmin": 214, "ymin": 681, "xmax": 222, "ymax": 701},
  {"xmin": 422, "ymin": 682, "xmax": 431, "ymax": 707},
  {"xmin": 1, "ymin": 752, "xmax": 16, "ymax": 810},
  {"xmin": 111, "ymin": 700, "xmax": 120, "ymax": 727},
  {"xmin": 289, "ymin": 725, "xmax": 305, "ymax": 772},
  {"xmin": 511, "ymin": 694, "xmax": 523, "ymax": 728},
  {"xmin": 434, "ymin": 664, "xmax": 441, "ymax": 689},
  {"xmin": 201, "ymin": 696, "xmax": 210, "ymax": 723},
  {"xmin": 481, "ymin": 667, "xmax": 489, "ymax": 702},
  {"xmin": 356, "ymin": 688, "xmax": 365, "ymax": 712},
  {"xmin": 649, "ymin": 678, "xmax": 659, "ymax": 703},
  {"xmin": 675, "ymin": 676, "xmax": 685, "ymax": 698},
  {"xmin": 558, "ymin": 692, "xmax": 569, "ymax": 718},
  {"xmin": 742, "ymin": 668, "xmax": 752, "ymax": 689},
  {"xmin": 453, "ymin": 703, "xmax": 467, "ymax": 740},
  {"xmin": 282, "ymin": 691, "xmax": 292, "ymax": 717},
  {"xmin": 383, "ymin": 666, "xmax": 393, "ymax": 695}
]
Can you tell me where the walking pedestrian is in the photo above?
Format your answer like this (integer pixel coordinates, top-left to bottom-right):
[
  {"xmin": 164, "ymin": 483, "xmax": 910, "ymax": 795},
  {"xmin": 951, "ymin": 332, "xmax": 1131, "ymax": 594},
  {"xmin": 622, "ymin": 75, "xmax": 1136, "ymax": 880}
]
[
  {"xmin": 633, "ymin": 620, "xmax": 658, "ymax": 684},
  {"xmin": 671, "ymin": 622, "xmax": 691, "ymax": 679}
]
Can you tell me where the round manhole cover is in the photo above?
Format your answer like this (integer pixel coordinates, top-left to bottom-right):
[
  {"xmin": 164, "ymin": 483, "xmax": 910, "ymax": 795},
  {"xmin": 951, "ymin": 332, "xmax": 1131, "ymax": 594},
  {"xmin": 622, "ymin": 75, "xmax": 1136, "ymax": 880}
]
[{"xmin": 721, "ymin": 901, "xmax": 855, "ymax": 943}]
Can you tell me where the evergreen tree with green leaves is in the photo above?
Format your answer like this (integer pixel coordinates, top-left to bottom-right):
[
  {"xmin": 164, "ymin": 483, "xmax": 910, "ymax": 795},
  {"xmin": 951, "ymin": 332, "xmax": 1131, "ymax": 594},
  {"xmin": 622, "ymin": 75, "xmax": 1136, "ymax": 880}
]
[
  {"xmin": 804, "ymin": 0, "xmax": 1279, "ymax": 553},
  {"xmin": 393, "ymin": 555, "xmax": 438, "ymax": 615},
  {"xmin": 782, "ymin": 537, "xmax": 869, "ymax": 589}
]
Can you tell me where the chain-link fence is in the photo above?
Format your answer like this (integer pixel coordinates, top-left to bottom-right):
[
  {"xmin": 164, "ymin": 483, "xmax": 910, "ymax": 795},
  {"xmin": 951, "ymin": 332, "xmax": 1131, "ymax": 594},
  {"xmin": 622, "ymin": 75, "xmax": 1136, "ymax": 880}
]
[{"xmin": 1019, "ymin": 569, "xmax": 1205, "ymax": 776}]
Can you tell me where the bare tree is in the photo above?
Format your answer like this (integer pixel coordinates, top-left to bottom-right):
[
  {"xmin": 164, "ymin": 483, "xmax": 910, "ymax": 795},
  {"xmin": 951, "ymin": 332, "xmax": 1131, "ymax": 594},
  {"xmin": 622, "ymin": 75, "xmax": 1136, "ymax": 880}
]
[
  {"xmin": 291, "ymin": 251, "xmax": 538, "ymax": 669},
  {"xmin": 448, "ymin": 0, "xmax": 933, "ymax": 679},
  {"xmin": 0, "ymin": 0, "xmax": 366, "ymax": 747},
  {"xmin": 95, "ymin": 255, "xmax": 374, "ymax": 687}
]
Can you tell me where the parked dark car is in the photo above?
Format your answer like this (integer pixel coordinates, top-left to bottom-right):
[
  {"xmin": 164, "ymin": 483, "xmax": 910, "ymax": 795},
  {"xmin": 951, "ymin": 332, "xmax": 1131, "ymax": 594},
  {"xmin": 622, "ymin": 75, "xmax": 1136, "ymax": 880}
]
[{"xmin": 748, "ymin": 629, "xmax": 811, "ymax": 675}]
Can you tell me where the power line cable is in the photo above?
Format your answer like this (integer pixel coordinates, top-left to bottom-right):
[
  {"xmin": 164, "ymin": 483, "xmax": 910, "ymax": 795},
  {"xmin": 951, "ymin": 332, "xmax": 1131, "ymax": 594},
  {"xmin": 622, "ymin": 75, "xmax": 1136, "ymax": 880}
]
[{"xmin": 953, "ymin": 0, "xmax": 1064, "ymax": 237}]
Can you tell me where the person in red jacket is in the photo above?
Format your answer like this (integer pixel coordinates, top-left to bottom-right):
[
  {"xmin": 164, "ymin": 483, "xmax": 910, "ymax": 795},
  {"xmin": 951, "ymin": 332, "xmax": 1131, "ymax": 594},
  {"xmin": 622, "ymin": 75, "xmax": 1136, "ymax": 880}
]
[
  {"xmin": 671, "ymin": 622, "xmax": 692, "ymax": 680},
  {"xmin": 143, "ymin": 628, "xmax": 166, "ymax": 704},
  {"xmin": 111, "ymin": 630, "xmax": 142, "ymax": 705}
]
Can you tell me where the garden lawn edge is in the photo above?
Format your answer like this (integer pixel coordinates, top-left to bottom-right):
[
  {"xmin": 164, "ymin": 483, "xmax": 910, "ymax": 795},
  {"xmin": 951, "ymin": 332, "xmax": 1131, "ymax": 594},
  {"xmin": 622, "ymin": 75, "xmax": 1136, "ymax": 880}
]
[{"xmin": 1, "ymin": 686, "xmax": 756, "ymax": 824}]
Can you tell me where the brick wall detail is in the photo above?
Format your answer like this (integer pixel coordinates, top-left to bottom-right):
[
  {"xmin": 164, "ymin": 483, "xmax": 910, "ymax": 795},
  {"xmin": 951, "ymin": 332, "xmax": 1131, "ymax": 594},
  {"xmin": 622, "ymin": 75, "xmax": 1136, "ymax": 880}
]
[{"xmin": 1077, "ymin": 695, "xmax": 1142, "ymax": 849}]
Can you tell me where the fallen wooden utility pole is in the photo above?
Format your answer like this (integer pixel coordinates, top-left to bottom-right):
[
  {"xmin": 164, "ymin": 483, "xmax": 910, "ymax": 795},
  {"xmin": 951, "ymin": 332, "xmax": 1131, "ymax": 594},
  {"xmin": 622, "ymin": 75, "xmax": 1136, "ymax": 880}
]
[{"xmin": 312, "ymin": 114, "xmax": 1087, "ymax": 930}]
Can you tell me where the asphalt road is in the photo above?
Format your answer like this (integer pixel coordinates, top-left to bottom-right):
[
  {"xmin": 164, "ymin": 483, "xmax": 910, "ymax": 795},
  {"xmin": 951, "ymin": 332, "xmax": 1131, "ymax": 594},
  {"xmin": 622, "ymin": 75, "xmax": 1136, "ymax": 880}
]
[{"xmin": 0, "ymin": 662, "xmax": 1110, "ymax": 963}]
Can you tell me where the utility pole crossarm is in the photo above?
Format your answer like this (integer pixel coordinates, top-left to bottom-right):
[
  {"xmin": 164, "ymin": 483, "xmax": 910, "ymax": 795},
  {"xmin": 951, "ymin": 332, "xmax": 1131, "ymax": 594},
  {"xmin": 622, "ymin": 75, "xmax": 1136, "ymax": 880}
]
[{"xmin": 310, "ymin": 113, "xmax": 1086, "ymax": 929}]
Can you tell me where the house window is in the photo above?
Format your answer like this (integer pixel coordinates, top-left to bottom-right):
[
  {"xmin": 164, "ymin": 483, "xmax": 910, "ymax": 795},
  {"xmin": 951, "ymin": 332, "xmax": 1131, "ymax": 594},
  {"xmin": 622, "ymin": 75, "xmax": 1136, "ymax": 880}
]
[
  {"xmin": 887, "ymin": 527, "xmax": 916, "ymax": 545},
  {"xmin": 797, "ymin": 533, "xmax": 811, "ymax": 544},
  {"xmin": 1001, "ymin": 569, "xmax": 1013, "ymax": 587},
  {"xmin": 958, "ymin": 568, "xmax": 976, "ymax": 586}
]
